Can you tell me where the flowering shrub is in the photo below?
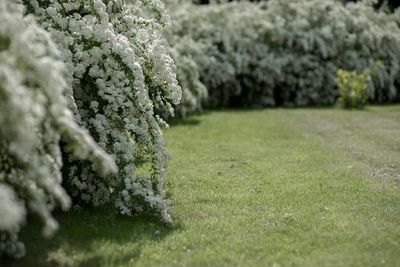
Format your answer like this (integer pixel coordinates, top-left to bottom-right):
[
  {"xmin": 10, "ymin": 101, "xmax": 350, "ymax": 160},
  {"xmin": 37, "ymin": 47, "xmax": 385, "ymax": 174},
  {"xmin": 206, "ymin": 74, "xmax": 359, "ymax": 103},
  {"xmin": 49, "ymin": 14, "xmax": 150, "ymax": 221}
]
[
  {"xmin": 167, "ymin": 2, "xmax": 267, "ymax": 108},
  {"xmin": 0, "ymin": 1, "xmax": 115, "ymax": 258},
  {"xmin": 168, "ymin": 38, "xmax": 208, "ymax": 116},
  {"xmin": 167, "ymin": 0, "xmax": 400, "ymax": 109},
  {"xmin": 23, "ymin": 0, "xmax": 181, "ymax": 223},
  {"xmin": 336, "ymin": 69, "xmax": 370, "ymax": 109}
]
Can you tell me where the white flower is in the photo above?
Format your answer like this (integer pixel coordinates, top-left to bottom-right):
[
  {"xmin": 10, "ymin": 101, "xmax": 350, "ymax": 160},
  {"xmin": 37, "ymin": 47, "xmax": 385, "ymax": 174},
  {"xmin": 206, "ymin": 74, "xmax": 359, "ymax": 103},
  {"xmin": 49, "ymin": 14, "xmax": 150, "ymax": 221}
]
[
  {"xmin": 137, "ymin": 29, "xmax": 150, "ymax": 44},
  {"xmin": 0, "ymin": 184, "xmax": 26, "ymax": 232}
]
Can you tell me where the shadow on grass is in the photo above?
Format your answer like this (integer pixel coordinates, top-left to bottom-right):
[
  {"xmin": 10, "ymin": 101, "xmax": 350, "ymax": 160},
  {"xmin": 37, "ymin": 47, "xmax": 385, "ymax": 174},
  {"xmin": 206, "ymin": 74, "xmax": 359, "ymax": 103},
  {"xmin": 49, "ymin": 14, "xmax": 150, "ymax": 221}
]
[
  {"xmin": 3, "ymin": 206, "xmax": 180, "ymax": 267},
  {"xmin": 168, "ymin": 111, "xmax": 210, "ymax": 127},
  {"xmin": 202, "ymin": 105, "xmax": 336, "ymax": 114},
  {"xmin": 208, "ymin": 104, "xmax": 397, "ymax": 114}
]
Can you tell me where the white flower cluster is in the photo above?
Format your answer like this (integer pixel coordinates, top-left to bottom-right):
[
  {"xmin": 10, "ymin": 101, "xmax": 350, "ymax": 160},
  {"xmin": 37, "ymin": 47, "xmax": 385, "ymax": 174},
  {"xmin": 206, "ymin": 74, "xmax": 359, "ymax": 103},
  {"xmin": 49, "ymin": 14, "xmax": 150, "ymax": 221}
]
[
  {"xmin": 23, "ymin": 0, "xmax": 181, "ymax": 223},
  {"xmin": 0, "ymin": 1, "xmax": 116, "ymax": 258},
  {"xmin": 167, "ymin": 0, "xmax": 400, "ymax": 109}
]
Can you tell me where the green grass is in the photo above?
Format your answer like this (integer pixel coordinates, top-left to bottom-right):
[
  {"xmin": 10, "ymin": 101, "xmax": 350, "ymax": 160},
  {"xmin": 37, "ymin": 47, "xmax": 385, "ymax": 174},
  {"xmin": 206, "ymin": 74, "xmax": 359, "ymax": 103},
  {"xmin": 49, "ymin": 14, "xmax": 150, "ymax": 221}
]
[{"xmin": 3, "ymin": 106, "xmax": 400, "ymax": 267}]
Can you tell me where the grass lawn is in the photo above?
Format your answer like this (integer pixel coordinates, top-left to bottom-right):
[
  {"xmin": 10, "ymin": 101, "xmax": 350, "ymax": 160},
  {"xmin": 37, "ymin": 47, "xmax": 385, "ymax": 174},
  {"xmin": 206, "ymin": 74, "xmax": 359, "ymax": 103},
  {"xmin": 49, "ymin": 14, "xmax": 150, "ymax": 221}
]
[{"xmin": 3, "ymin": 106, "xmax": 400, "ymax": 267}]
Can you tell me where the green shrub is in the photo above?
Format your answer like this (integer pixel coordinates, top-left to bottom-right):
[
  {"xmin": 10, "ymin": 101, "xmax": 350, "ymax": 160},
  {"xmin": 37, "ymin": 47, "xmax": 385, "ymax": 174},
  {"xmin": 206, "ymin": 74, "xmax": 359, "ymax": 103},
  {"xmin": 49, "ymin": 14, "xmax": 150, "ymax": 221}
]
[{"xmin": 336, "ymin": 69, "xmax": 370, "ymax": 109}]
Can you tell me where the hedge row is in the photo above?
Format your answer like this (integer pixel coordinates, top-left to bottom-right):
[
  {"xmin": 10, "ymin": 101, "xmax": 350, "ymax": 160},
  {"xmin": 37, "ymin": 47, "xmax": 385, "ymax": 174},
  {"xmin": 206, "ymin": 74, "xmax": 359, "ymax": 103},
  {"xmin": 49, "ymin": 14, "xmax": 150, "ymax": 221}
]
[{"xmin": 167, "ymin": 0, "xmax": 400, "ymax": 113}]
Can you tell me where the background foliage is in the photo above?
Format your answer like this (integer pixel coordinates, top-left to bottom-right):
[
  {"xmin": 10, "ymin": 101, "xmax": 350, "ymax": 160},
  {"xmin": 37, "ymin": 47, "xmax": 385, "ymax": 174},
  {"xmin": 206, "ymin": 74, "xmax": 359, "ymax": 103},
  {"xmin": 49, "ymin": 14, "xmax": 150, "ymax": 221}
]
[{"xmin": 167, "ymin": 0, "xmax": 400, "ymax": 112}]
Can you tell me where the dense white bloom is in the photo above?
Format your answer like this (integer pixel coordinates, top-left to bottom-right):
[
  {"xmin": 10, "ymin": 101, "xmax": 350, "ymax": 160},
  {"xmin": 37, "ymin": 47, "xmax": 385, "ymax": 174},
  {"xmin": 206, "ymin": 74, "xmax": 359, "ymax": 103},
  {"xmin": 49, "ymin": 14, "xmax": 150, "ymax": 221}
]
[
  {"xmin": 0, "ymin": 0, "xmax": 115, "ymax": 258},
  {"xmin": 0, "ymin": 184, "xmax": 25, "ymax": 232},
  {"xmin": 23, "ymin": 0, "xmax": 181, "ymax": 223}
]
